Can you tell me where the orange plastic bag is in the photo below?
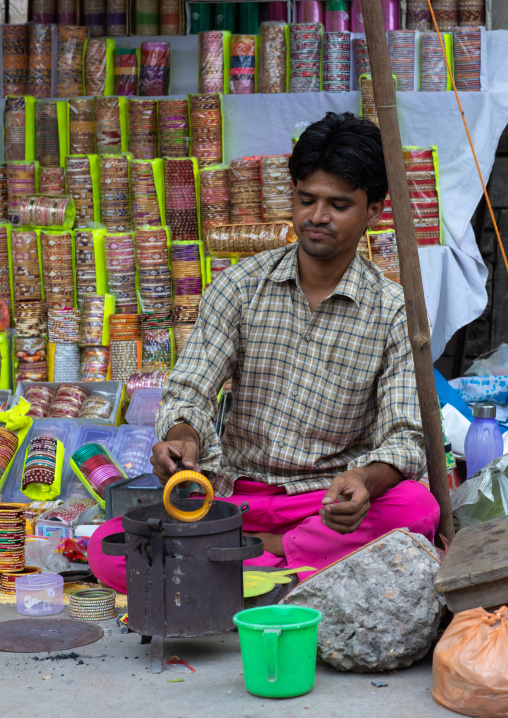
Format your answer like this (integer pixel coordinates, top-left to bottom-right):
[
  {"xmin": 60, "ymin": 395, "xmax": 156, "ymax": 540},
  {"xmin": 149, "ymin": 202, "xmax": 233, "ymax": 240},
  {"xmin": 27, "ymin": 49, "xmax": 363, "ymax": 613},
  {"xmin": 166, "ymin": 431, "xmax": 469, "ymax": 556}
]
[{"xmin": 433, "ymin": 606, "xmax": 508, "ymax": 717}]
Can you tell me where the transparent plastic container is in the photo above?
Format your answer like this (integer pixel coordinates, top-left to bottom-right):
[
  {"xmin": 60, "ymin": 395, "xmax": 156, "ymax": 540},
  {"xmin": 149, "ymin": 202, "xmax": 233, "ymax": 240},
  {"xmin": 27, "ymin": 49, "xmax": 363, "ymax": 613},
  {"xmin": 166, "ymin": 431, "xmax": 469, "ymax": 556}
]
[
  {"xmin": 0, "ymin": 419, "xmax": 81, "ymax": 502},
  {"xmin": 112, "ymin": 424, "xmax": 157, "ymax": 477},
  {"xmin": 465, "ymin": 402, "xmax": 504, "ymax": 479},
  {"xmin": 125, "ymin": 387, "xmax": 162, "ymax": 426},
  {"xmin": 16, "ymin": 573, "xmax": 64, "ymax": 616}
]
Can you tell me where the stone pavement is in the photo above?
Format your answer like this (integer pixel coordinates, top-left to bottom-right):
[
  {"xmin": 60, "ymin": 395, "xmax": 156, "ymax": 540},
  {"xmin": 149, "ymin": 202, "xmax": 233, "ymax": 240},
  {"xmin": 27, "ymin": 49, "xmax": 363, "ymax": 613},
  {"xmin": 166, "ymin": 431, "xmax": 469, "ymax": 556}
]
[{"xmin": 0, "ymin": 604, "xmax": 456, "ymax": 718}]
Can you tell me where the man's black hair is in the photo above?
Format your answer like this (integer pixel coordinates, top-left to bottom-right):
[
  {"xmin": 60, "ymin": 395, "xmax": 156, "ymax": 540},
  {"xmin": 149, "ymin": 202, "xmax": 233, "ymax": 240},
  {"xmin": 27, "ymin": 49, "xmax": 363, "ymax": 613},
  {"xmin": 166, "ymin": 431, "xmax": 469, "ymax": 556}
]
[{"xmin": 288, "ymin": 112, "xmax": 388, "ymax": 205}]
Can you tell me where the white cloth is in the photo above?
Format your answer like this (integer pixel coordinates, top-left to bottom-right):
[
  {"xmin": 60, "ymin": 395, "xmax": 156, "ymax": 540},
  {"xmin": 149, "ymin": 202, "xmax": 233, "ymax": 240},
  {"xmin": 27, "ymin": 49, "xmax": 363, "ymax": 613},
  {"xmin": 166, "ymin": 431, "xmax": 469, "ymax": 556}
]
[{"xmin": 3, "ymin": 31, "xmax": 508, "ymax": 359}]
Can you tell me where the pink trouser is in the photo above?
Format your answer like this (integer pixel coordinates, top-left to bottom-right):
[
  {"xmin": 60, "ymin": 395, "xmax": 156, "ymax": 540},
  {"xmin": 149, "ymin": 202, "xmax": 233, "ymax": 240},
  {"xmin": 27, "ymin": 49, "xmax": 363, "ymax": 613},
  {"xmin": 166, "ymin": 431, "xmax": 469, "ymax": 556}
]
[{"xmin": 87, "ymin": 479, "xmax": 440, "ymax": 594}]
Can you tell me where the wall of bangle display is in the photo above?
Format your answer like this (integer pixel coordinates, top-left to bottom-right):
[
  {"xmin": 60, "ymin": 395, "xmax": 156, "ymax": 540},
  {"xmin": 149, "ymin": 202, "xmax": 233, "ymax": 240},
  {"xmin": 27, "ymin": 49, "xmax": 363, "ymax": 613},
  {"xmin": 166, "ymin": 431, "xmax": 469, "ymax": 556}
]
[{"xmin": 0, "ymin": 17, "xmax": 504, "ymax": 365}]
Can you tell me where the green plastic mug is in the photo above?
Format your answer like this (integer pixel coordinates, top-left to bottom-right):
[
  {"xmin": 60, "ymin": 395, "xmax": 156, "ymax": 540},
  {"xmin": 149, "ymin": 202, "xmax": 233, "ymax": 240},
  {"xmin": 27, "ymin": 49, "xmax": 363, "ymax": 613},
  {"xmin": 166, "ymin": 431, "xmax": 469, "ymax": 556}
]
[{"xmin": 233, "ymin": 604, "xmax": 323, "ymax": 698}]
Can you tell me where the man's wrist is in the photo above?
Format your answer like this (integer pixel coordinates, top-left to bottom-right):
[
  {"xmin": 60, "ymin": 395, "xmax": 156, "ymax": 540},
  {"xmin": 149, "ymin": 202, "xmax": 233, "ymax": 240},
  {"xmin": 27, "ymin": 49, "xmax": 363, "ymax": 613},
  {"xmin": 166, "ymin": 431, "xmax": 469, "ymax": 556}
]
[
  {"xmin": 165, "ymin": 422, "xmax": 200, "ymax": 443},
  {"xmin": 345, "ymin": 463, "xmax": 403, "ymax": 500}
]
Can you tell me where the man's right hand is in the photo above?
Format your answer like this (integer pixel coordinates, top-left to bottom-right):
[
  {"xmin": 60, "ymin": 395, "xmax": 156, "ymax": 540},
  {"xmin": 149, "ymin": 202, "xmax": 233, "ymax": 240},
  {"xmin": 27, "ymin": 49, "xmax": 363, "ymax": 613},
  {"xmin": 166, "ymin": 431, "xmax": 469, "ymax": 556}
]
[{"xmin": 150, "ymin": 422, "xmax": 200, "ymax": 485}]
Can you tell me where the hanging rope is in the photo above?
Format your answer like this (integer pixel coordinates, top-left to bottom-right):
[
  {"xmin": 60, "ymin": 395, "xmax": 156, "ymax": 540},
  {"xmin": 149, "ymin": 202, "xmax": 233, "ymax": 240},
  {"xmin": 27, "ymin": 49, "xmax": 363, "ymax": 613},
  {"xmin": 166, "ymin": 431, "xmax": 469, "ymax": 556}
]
[{"xmin": 425, "ymin": 0, "xmax": 508, "ymax": 275}]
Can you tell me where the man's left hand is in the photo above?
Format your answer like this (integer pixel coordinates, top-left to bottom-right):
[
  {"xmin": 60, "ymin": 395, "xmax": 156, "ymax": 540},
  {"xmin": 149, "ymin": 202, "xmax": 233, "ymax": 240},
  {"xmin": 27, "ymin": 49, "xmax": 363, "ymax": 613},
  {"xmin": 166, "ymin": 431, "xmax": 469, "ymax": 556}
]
[{"xmin": 319, "ymin": 470, "xmax": 371, "ymax": 534}]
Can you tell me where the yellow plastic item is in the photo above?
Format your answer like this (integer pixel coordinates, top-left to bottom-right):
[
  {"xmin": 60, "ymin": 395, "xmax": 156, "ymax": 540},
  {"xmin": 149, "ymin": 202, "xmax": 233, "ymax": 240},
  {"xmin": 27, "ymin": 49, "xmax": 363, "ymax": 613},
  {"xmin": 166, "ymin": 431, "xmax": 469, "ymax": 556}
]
[{"xmin": 163, "ymin": 470, "xmax": 214, "ymax": 522}]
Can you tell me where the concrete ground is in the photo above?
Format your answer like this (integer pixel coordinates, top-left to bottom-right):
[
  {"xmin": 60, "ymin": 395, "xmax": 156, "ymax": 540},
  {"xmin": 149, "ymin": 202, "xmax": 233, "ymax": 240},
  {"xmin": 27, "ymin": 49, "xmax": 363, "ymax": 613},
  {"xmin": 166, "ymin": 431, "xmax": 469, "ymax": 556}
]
[{"xmin": 0, "ymin": 604, "xmax": 456, "ymax": 718}]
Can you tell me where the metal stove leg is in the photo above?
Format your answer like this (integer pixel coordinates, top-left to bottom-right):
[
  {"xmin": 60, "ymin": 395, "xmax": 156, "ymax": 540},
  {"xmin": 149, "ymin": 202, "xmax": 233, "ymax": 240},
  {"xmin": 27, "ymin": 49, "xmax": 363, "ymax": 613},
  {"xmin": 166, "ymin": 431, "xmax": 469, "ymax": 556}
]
[{"xmin": 149, "ymin": 635, "xmax": 165, "ymax": 673}]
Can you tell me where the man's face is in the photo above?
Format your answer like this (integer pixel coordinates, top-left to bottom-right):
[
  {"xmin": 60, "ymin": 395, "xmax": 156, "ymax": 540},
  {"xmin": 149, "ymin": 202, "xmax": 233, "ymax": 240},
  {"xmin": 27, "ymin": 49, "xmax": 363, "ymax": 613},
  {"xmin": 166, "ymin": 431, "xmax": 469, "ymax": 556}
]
[{"xmin": 292, "ymin": 169, "xmax": 385, "ymax": 261}]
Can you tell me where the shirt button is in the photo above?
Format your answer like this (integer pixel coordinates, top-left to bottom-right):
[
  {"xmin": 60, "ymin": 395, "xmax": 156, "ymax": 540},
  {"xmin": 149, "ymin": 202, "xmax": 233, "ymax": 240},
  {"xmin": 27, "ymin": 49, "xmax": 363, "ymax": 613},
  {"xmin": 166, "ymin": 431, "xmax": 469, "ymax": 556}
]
[
  {"xmin": 278, "ymin": 441, "xmax": 284, "ymax": 448},
  {"xmin": 304, "ymin": 335, "xmax": 311, "ymax": 341},
  {"xmin": 292, "ymin": 390, "xmax": 298, "ymax": 397}
]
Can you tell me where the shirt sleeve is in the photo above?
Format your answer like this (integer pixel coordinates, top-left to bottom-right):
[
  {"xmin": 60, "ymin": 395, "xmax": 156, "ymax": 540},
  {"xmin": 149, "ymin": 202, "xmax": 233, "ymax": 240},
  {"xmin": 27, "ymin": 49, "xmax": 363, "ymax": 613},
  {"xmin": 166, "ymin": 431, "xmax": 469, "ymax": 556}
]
[
  {"xmin": 155, "ymin": 270, "xmax": 242, "ymax": 474},
  {"xmin": 346, "ymin": 307, "xmax": 426, "ymax": 480}
]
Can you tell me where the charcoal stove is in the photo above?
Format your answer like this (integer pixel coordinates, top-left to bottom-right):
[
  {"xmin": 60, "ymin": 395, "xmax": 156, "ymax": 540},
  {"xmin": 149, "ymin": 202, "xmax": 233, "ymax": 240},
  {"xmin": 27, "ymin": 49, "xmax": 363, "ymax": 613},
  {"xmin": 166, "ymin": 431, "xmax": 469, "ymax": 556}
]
[{"xmin": 102, "ymin": 498, "xmax": 263, "ymax": 672}]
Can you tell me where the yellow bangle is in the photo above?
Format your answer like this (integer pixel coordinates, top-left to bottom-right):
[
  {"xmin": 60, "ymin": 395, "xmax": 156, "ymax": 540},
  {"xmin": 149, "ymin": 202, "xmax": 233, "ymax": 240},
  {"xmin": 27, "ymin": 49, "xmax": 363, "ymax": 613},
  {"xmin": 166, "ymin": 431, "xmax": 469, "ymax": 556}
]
[{"xmin": 163, "ymin": 470, "xmax": 214, "ymax": 522}]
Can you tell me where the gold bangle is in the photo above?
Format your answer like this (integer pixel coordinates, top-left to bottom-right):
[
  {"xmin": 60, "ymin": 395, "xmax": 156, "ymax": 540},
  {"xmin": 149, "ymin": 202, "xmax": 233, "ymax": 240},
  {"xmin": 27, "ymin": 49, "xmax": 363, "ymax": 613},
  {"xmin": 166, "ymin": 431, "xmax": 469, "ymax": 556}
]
[{"xmin": 163, "ymin": 470, "xmax": 214, "ymax": 523}]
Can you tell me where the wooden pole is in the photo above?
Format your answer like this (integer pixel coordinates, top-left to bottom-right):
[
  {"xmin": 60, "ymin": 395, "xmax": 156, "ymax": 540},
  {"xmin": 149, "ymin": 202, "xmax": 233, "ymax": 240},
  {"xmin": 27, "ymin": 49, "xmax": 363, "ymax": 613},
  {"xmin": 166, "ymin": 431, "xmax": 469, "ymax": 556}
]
[{"xmin": 360, "ymin": 0, "xmax": 455, "ymax": 542}]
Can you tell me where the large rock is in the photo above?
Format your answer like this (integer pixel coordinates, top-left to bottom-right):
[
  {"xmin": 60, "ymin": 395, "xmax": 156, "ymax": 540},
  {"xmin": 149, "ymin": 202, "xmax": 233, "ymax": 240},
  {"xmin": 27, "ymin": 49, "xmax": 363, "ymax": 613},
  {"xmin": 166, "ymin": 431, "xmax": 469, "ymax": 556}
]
[{"xmin": 281, "ymin": 529, "xmax": 446, "ymax": 673}]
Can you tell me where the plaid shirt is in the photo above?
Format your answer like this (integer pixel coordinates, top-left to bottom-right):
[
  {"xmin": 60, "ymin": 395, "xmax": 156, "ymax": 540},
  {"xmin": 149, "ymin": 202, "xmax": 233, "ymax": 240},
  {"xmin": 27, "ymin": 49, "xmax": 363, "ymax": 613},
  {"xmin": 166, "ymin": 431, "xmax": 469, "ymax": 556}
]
[{"xmin": 156, "ymin": 243, "xmax": 426, "ymax": 496}]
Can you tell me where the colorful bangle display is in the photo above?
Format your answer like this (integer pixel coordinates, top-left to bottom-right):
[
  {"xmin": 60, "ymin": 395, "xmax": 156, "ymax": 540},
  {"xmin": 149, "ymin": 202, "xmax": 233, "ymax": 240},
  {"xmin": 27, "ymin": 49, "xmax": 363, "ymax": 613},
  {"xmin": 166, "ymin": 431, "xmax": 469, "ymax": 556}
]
[
  {"xmin": 126, "ymin": 368, "xmax": 170, "ymax": 398},
  {"xmin": 0, "ymin": 226, "xmax": 11, "ymax": 312},
  {"xmin": 75, "ymin": 230, "xmax": 98, "ymax": 308},
  {"xmin": 407, "ymin": 0, "xmax": 431, "ymax": 30},
  {"xmin": 200, "ymin": 166, "xmax": 231, "ymax": 237},
  {"xmin": 229, "ymin": 34, "xmax": 256, "ymax": 95},
  {"xmin": 15, "ymin": 335, "xmax": 48, "ymax": 383},
  {"xmin": 40, "ymin": 230, "xmax": 75, "ymax": 310},
  {"xmin": 96, "ymin": 98, "xmax": 123, "ymax": 155},
  {"xmin": 114, "ymin": 49, "xmax": 138, "ymax": 96},
  {"xmin": 140, "ymin": 312, "xmax": 173, "ymax": 370},
  {"xmin": 454, "ymin": 27, "xmax": 481, "ymax": 92},
  {"xmin": 84, "ymin": 0, "xmax": 106, "ymax": 37},
  {"xmin": 66, "ymin": 156, "xmax": 96, "ymax": 229},
  {"xmin": 85, "ymin": 38, "xmax": 107, "ymax": 97},
  {"xmin": 139, "ymin": 41, "xmax": 170, "ymax": 96},
  {"xmin": 28, "ymin": 23, "xmax": 52, "ymax": 98},
  {"xmin": 420, "ymin": 33, "xmax": 448, "ymax": 91},
  {"xmin": 80, "ymin": 295, "xmax": 106, "ymax": 346},
  {"xmin": 323, "ymin": 31, "xmax": 351, "ymax": 92},
  {"xmin": 2, "ymin": 25, "xmax": 28, "ymax": 98},
  {"xmin": 207, "ymin": 221, "xmax": 293, "ymax": 255},
  {"xmin": 69, "ymin": 97, "xmax": 96, "ymax": 155},
  {"xmin": 128, "ymin": 99, "xmax": 158, "ymax": 160},
  {"xmin": 7, "ymin": 161, "xmax": 38, "ymax": 225},
  {"xmin": 136, "ymin": 227, "xmax": 172, "ymax": 314},
  {"xmin": 99, "ymin": 155, "xmax": 132, "ymax": 232},
  {"xmin": 73, "ymin": 443, "xmax": 124, "ymax": 500},
  {"xmin": 164, "ymin": 158, "xmax": 198, "ymax": 241},
  {"xmin": 11, "ymin": 229, "xmax": 43, "ymax": 303},
  {"xmin": 81, "ymin": 346, "xmax": 110, "ymax": 382},
  {"xmin": 353, "ymin": 37, "xmax": 370, "ymax": 91},
  {"xmin": 53, "ymin": 343, "xmax": 81, "ymax": 381},
  {"xmin": 159, "ymin": 99, "xmax": 190, "ymax": 158},
  {"xmin": 289, "ymin": 23, "xmax": 321, "ymax": 93},
  {"xmin": 130, "ymin": 162, "xmax": 161, "ymax": 228},
  {"xmin": 48, "ymin": 307, "xmax": 81, "ymax": 343},
  {"xmin": 40, "ymin": 167, "xmax": 66, "ymax": 196},
  {"xmin": 25, "ymin": 385, "xmax": 54, "ymax": 418},
  {"xmin": 189, "ymin": 94, "xmax": 223, "ymax": 168},
  {"xmin": 49, "ymin": 383, "xmax": 89, "ymax": 418},
  {"xmin": 78, "ymin": 394, "xmax": 114, "ymax": 420},
  {"xmin": 0, "ymin": 430, "xmax": 19, "ymax": 480},
  {"xmin": 105, "ymin": 234, "xmax": 138, "ymax": 313},
  {"xmin": 0, "ymin": 165, "xmax": 8, "ymax": 221},
  {"xmin": 19, "ymin": 196, "xmax": 76, "ymax": 229},
  {"xmin": 260, "ymin": 155, "xmax": 293, "ymax": 222},
  {"xmin": 174, "ymin": 322, "xmax": 194, "ymax": 359},
  {"xmin": 14, "ymin": 300, "xmax": 48, "ymax": 337},
  {"xmin": 22, "ymin": 435, "xmax": 58, "ymax": 491},
  {"xmin": 56, "ymin": 25, "xmax": 88, "ymax": 98},
  {"xmin": 171, "ymin": 243, "xmax": 202, "ymax": 323},
  {"xmin": 4, "ymin": 97, "xmax": 27, "ymax": 162},
  {"xmin": 70, "ymin": 587, "xmax": 117, "ymax": 620},
  {"xmin": 36, "ymin": 102, "xmax": 61, "ymax": 169},
  {"xmin": 230, "ymin": 156, "xmax": 263, "ymax": 224},
  {"xmin": 258, "ymin": 21, "xmax": 287, "ymax": 94},
  {"xmin": 388, "ymin": 31, "xmax": 415, "ymax": 92},
  {"xmin": 199, "ymin": 31, "xmax": 225, "ymax": 93}
]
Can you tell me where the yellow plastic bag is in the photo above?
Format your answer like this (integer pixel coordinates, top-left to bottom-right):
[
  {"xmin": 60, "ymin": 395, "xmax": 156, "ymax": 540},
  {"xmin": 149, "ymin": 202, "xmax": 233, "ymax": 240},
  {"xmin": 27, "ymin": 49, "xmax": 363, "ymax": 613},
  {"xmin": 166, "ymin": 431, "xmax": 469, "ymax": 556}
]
[{"xmin": 433, "ymin": 606, "xmax": 508, "ymax": 717}]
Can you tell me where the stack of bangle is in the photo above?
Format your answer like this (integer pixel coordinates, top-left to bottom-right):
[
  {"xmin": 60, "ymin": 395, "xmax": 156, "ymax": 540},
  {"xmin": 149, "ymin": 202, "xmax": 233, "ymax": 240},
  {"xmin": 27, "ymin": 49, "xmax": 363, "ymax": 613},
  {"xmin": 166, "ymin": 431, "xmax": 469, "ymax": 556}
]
[
  {"xmin": 22, "ymin": 436, "xmax": 58, "ymax": 491},
  {"xmin": 80, "ymin": 347, "xmax": 110, "ymax": 382},
  {"xmin": 70, "ymin": 587, "xmax": 117, "ymax": 620},
  {"xmin": 49, "ymin": 384, "xmax": 89, "ymax": 418},
  {"xmin": 25, "ymin": 385, "xmax": 54, "ymax": 418}
]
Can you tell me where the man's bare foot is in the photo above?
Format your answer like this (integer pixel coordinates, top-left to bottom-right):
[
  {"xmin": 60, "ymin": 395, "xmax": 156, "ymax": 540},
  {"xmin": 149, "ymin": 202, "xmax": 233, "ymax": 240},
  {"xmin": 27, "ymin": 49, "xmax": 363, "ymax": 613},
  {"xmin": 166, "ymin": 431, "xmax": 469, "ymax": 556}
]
[{"xmin": 245, "ymin": 532, "xmax": 285, "ymax": 557}]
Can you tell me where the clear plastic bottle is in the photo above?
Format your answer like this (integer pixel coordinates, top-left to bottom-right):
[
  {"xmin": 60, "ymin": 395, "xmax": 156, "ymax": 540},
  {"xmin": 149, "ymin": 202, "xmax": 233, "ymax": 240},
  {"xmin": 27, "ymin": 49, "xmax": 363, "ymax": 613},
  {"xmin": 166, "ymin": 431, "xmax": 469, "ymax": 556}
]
[{"xmin": 464, "ymin": 402, "xmax": 504, "ymax": 479}]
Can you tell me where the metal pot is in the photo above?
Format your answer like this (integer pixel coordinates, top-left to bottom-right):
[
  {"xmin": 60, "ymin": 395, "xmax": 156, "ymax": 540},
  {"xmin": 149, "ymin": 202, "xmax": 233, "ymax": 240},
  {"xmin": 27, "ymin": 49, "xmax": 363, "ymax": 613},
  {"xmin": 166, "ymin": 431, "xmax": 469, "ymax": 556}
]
[{"xmin": 102, "ymin": 499, "xmax": 263, "ymax": 672}]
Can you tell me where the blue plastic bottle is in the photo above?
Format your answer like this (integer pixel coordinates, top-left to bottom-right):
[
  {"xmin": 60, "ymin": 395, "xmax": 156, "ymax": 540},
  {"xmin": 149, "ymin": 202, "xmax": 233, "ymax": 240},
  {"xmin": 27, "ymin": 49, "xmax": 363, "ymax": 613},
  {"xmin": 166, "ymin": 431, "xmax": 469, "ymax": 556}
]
[{"xmin": 464, "ymin": 402, "xmax": 504, "ymax": 479}]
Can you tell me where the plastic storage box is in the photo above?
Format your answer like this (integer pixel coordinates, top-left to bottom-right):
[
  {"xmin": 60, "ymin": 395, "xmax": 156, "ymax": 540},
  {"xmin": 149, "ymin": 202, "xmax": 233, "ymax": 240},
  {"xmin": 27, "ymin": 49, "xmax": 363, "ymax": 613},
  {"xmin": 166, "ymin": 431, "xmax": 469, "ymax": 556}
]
[
  {"xmin": 16, "ymin": 573, "xmax": 64, "ymax": 616},
  {"xmin": 111, "ymin": 424, "xmax": 157, "ymax": 477},
  {"xmin": 125, "ymin": 388, "xmax": 163, "ymax": 426},
  {"xmin": 13, "ymin": 381, "xmax": 125, "ymax": 426}
]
